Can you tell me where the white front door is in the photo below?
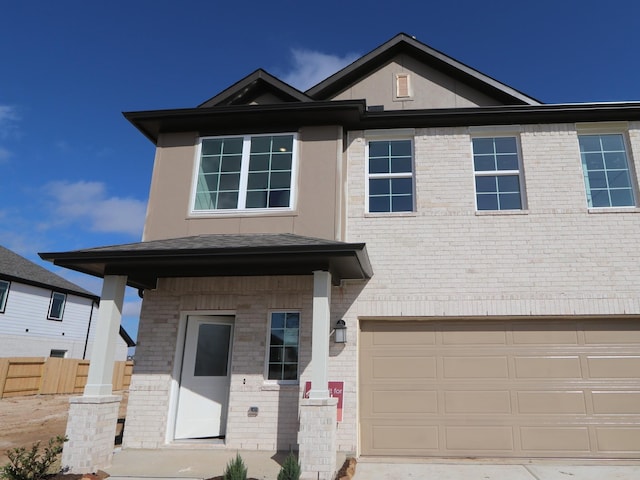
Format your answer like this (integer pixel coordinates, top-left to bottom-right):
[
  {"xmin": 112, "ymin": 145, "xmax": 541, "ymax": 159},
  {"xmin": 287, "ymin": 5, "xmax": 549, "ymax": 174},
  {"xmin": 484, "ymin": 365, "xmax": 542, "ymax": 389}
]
[{"xmin": 174, "ymin": 315, "xmax": 233, "ymax": 439}]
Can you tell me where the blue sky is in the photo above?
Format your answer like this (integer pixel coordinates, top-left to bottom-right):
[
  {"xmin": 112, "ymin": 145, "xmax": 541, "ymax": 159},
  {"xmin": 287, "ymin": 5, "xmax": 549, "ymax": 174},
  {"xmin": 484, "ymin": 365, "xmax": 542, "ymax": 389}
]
[{"xmin": 1, "ymin": 1, "xmax": 639, "ymax": 341}]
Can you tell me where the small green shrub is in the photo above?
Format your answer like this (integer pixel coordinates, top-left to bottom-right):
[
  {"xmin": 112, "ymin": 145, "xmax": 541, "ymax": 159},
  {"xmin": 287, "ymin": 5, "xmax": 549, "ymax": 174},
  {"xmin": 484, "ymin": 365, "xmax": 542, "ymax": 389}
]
[
  {"xmin": 277, "ymin": 452, "xmax": 300, "ymax": 480},
  {"xmin": 1, "ymin": 436, "xmax": 67, "ymax": 480},
  {"xmin": 222, "ymin": 453, "xmax": 247, "ymax": 480}
]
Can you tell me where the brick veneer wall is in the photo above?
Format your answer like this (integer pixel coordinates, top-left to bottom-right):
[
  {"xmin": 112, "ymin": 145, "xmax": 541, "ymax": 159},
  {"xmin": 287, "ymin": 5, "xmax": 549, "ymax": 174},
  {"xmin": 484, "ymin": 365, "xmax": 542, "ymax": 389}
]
[
  {"xmin": 123, "ymin": 275, "xmax": 357, "ymax": 452},
  {"xmin": 345, "ymin": 122, "xmax": 640, "ymax": 317}
]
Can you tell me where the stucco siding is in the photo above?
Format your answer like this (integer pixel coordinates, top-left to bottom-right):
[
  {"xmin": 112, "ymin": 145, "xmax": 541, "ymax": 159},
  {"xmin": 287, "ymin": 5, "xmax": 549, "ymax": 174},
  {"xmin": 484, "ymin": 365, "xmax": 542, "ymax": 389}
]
[
  {"xmin": 143, "ymin": 126, "xmax": 343, "ymax": 242},
  {"xmin": 331, "ymin": 56, "xmax": 504, "ymax": 109}
]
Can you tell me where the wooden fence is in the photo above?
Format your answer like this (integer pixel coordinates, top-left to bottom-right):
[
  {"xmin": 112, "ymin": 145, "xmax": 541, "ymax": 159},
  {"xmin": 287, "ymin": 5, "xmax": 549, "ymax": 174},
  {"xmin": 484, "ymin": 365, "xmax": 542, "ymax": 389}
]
[{"xmin": 0, "ymin": 357, "xmax": 133, "ymax": 398}]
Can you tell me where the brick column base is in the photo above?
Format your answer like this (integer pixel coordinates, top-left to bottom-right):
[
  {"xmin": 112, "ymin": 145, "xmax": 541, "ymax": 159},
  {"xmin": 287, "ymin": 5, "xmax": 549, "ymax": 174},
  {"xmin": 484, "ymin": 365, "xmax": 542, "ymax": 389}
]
[
  {"xmin": 298, "ymin": 397, "xmax": 338, "ymax": 480},
  {"xmin": 61, "ymin": 395, "xmax": 121, "ymax": 473}
]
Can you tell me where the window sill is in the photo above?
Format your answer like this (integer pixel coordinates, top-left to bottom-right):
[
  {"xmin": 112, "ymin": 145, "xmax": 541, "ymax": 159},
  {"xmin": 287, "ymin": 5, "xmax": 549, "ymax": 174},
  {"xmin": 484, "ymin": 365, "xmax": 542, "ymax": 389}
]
[
  {"xmin": 189, "ymin": 208, "xmax": 297, "ymax": 218},
  {"xmin": 261, "ymin": 382, "xmax": 299, "ymax": 391},
  {"xmin": 364, "ymin": 211, "xmax": 417, "ymax": 218},
  {"xmin": 588, "ymin": 207, "xmax": 640, "ymax": 214},
  {"xmin": 475, "ymin": 210, "xmax": 529, "ymax": 216}
]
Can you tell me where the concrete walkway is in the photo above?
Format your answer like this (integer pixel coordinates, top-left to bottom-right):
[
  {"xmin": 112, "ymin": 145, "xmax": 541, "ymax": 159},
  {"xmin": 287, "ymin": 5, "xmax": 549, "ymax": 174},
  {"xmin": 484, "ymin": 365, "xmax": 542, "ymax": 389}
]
[
  {"xmin": 354, "ymin": 460, "xmax": 640, "ymax": 480},
  {"xmin": 105, "ymin": 449, "xmax": 640, "ymax": 480}
]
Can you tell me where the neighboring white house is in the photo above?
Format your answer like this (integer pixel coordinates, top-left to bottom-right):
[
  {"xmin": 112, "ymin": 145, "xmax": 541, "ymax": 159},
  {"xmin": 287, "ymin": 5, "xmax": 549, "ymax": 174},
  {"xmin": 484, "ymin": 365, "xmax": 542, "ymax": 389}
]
[{"xmin": 0, "ymin": 245, "xmax": 133, "ymax": 360}]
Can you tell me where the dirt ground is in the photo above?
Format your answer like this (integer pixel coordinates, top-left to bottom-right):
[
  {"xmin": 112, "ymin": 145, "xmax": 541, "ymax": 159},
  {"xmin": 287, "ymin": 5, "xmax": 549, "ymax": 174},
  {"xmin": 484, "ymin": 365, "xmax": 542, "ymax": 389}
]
[{"xmin": 0, "ymin": 392, "xmax": 128, "ymax": 467}]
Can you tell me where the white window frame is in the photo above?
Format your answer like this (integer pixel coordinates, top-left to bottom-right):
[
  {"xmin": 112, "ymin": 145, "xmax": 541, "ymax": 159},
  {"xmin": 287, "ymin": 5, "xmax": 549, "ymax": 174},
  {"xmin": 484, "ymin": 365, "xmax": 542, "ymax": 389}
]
[
  {"xmin": 47, "ymin": 292, "xmax": 66, "ymax": 321},
  {"xmin": 365, "ymin": 133, "xmax": 415, "ymax": 214},
  {"xmin": 471, "ymin": 134, "xmax": 526, "ymax": 211},
  {"xmin": 190, "ymin": 133, "xmax": 298, "ymax": 214},
  {"xmin": 577, "ymin": 129, "xmax": 636, "ymax": 209},
  {"xmin": 0, "ymin": 280, "xmax": 9, "ymax": 313},
  {"xmin": 264, "ymin": 310, "xmax": 300, "ymax": 385}
]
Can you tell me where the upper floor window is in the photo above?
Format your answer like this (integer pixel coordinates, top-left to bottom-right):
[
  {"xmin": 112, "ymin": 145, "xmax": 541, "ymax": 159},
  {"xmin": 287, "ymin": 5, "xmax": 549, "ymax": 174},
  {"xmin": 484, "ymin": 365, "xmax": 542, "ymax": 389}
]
[
  {"xmin": 266, "ymin": 311, "xmax": 300, "ymax": 383},
  {"xmin": 48, "ymin": 292, "xmax": 66, "ymax": 321},
  {"xmin": 578, "ymin": 134, "xmax": 635, "ymax": 208},
  {"xmin": 367, "ymin": 139, "xmax": 414, "ymax": 213},
  {"xmin": 193, "ymin": 134, "xmax": 296, "ymax": 212},
  {"xmin": 0, "ymin": 280, "xmax": 9, "ymax": 313},
  {"xmin": 472, "ymin": 136, "xmax": 524, "ymax": 211}
]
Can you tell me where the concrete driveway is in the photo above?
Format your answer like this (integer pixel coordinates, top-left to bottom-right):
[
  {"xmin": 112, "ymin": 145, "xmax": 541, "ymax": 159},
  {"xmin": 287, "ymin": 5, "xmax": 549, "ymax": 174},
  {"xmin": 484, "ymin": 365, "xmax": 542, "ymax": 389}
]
[{"xmin": 353, "ymin": 461, "xmax": 640, "ymax": 479}]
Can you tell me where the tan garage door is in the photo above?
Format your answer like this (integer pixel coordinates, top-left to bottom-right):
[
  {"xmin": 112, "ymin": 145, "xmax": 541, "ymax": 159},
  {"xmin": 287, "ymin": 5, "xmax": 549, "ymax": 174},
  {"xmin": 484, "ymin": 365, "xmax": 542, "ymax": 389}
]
[{"xmin": 360, "ymin": 319, "xmax": 640, "ymax": 458}]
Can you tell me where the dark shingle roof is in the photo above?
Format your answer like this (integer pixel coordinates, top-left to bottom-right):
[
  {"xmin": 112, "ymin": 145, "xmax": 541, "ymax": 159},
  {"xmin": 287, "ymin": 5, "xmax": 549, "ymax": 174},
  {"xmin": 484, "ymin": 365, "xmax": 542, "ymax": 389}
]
[
  {"xmin": 40, "ymin": 233, "xmax": 373, "ymax": 289},
  {"xmin": 77, "ymin": 233, "xmax": 348, "ymax": 253},
  {"xmin": 0, "ymin": 245, "xmax": 98, "ymax": 300}
]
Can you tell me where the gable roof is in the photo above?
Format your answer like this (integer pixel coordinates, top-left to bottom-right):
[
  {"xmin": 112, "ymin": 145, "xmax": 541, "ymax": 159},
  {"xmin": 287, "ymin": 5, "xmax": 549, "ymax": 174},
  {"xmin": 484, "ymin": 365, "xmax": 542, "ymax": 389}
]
[
  {"xmin": 306, "ymin": 33, "xmax": 542, "ymax": 106},
  {"xmin": 199, "ymin": 69, "xmax": 312, "ymax": 107},
  {"xmin": 0, "ymin": 245, "xmax": 98, "ymax": 301}
]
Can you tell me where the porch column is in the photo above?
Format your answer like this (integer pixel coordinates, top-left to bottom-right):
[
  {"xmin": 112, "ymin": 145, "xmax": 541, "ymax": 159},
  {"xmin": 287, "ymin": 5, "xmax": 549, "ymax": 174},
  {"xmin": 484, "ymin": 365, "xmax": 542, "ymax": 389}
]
[
  {"xmin": 84, "ymin": 274, "xmax": 127, "ymax": 396},
  {"xmin": 308, "ymin": 270, "xmax": 331, "ymax": 399},
  {"xmin": 61, "ymin": 274, "xmax": 127, "ymax": 473},
  {"xmin": 298, "ymin": 270, "xmax": 337, "ymax": 480}
]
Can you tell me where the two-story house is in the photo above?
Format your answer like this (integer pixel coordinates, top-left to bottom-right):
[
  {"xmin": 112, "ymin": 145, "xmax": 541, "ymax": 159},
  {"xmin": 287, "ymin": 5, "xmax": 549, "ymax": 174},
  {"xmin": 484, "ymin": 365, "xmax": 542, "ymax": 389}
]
[
  {"xmin": 0, "ymin": 245, "xmax": 133, "ymax": 360},
  {"xmin": 41, "ymin": 34, "xmax": 640, "ymax": 478}
]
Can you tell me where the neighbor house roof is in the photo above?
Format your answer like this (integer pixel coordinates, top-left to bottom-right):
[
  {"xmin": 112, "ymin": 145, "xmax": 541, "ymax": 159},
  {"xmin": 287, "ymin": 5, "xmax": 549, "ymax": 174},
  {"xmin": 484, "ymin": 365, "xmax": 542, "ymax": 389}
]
[
  {"xmin": 0, "ymin": 245, "xmax": 99, "ymax": 301},
  {"xmin": 39, "ymin": 234, "xmax": 373, "ymax": 290}
]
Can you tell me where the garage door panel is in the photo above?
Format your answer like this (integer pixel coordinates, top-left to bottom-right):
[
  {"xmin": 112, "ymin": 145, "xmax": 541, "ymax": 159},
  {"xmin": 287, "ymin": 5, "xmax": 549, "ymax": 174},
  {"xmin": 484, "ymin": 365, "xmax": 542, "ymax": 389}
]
[
  {"xmin": 587, "ymin": 356, "xmax": 640, "ymax": 378},
  {"xmin": 444, "ymin": 390, "xmax": 512, "ymax": 414},
  {"xmin": 442, "ymin": 356, "xmax": 508, "ymax": 378},
  {"xmin": 512, "ymin": 322, "xmax": 579, "ymax": 344},
  {"xmin": 371, "ymin": 390, "xmax": 438, "ymax": 414},
  {"xmin": 592, "ymin": 391, "xmax": 640, "ymax": 414},
  {"xmin": 445, "ymin": 426, "xmax": 514, "ymax": 450},
  {"xmin": 442, "ymin": 329, "xmax": 506, "ymax": 345},
  {"xmin": 516, "ymin": 391, "xmax": 587, "ymax": 414},
  {"xmin": 362, "ymin": 322, "xmax": 435, "ymax": 346},
  {"xmin": 371, "ymin": 356, "xmax": 436, "ymax": 379},
  {"xmin": 514, "ymin": 356, "xmax": 582, "ymax": 378},
  {"xmin": 596, "ymin": 428, "xmax": 640, "ymax": 452},
  {"xmin": 371, "ymin": 425, "xmax": 439, "ymax": 451},
  {"xmin": 584, "ymin": 327, "xmax": 640, "ymax": 344},
  {"xmin": 520, "ymin": 427, "xmax": 590, "ymax": 452},
  {"xmin": 360, "ymin": 319, "xmax": 640, "ymax": 458}
]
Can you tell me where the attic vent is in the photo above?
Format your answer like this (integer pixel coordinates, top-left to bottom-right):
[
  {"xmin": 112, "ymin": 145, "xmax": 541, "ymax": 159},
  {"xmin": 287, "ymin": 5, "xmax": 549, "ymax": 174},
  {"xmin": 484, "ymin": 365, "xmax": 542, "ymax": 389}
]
[
  {"xmin": 396, "ymin": 73, "xmax": 411, "ymax": 98},
  {"xmin": 368, "ymin": 105, "xmax": 384, "ymax": 112}
]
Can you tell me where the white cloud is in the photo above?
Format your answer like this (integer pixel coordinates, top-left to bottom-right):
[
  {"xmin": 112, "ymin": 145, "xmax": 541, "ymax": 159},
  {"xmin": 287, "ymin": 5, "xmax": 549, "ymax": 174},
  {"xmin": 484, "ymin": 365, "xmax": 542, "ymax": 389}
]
[
  {"xmin": 281, "ymin": 49, "xmax": 360, "ymax": 91},
  {"xmin": 45, "ymin": 180, "xmax": 146, "ymax": 237},
  {"xmin": 0, "ymin": 147, "xmax": 11, "ymax": 163},
  {"xmin": 0, "ymin": 105, "xmax": 19, "ymax": 139},
  {"xmin": 123, "ymin": 299, "xmax": 142, "ymax": 317}
]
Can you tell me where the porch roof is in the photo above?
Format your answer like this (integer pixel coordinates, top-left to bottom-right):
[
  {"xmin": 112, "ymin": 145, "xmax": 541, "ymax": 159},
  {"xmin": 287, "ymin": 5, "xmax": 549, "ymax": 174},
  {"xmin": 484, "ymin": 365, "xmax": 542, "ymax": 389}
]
[{"xmin": 39, "ymin": 234, "xmax": 373, "ymax": 290}]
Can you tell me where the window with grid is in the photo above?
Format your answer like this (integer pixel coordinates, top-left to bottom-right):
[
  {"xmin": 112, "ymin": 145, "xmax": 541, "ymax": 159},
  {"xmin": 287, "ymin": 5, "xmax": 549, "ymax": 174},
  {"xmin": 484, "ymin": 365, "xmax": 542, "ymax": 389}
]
[
  {"xmin": 267, "ymin": 312, "xmax": 299, "ymax": 382},
  {"xmin": 48, "ymin": 292, "xmax": 66, "ymax": 321},
  {"xmin": 0, "ymin": 280, "xmax": 9, "ymax": 313},
  {"xmin": 193, "ymin": 134, "xmax": 295, "ymax": 212},
  {"xmin": 367, "ymin": 139, "xmax": 414, "ymax": 213},
  {"xmin": 579, "ymin": 134, "xmax": 635, "ymax": 208},
  {"xmin": 472, "ymin": 137, "xmax": 523, "ymax": 210}
]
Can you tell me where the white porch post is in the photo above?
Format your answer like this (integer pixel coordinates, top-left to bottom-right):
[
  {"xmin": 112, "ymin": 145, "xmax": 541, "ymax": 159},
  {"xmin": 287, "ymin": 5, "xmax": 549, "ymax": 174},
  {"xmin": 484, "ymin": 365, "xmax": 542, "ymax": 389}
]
[
  {"xmin": 298, "ymin": 270, "xmax": 337, "ymax": 480},
  {"xmin": 309, "ymin": 270, "xmax": 331, "ymax": 399},
  {"xmin": 84, "ymin": 274, "xmax": 127, "ymax": 396},
  {"xmin": 61, "ymin": 274, "xmax": 127, "ymax": 473}
]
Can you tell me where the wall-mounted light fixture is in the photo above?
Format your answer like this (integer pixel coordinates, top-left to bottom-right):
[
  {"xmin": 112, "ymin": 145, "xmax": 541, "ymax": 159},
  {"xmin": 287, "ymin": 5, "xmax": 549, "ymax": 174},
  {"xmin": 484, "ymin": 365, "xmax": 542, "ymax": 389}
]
[{"xmin": 334, "ymin": 319, "xmax": 347, "ymax": 344}]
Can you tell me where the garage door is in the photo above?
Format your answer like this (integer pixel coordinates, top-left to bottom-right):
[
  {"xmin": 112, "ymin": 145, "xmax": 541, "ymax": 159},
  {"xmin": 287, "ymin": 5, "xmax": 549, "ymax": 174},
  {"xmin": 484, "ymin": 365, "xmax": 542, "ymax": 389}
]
[{"xmin": 360, "ymin": 319, "xmax": 640, "ymax": 458}]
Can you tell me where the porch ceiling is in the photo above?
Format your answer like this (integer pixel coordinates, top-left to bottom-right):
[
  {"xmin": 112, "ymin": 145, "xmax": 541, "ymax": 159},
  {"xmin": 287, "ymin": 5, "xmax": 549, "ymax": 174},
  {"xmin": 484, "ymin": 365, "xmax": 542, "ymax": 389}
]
[{"xmin": 39, "ymin": 233, "xmax": 373, "ymax": 290}]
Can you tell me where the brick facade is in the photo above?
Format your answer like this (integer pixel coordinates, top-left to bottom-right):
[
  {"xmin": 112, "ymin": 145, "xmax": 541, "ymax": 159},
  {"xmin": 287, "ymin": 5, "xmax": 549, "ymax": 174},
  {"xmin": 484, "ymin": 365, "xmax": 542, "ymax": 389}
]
[{"xmin": 124, "ymin": 276, "xmax": 356, "ymax": 454}]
